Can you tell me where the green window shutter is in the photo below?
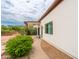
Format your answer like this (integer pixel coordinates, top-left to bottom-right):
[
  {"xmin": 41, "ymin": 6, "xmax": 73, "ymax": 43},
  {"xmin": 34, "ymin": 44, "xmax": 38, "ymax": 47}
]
[
  {"xmin": 45, "ymin": 22, "xmax": 53, "ymax": 34},
  {"xmin": 50, "ymin": 22, "xmax": 53, "ymax": 34}
]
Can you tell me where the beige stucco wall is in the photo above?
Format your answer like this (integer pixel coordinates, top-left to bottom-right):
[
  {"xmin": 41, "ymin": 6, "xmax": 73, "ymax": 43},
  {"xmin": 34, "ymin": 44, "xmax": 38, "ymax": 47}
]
[
  {"xmin": 40, "ymin": 0, "xmax": 78, "ymax": 58},
  {"xmin": 27, "ymin": 22, "xmax": 39, "ymax": 28}
]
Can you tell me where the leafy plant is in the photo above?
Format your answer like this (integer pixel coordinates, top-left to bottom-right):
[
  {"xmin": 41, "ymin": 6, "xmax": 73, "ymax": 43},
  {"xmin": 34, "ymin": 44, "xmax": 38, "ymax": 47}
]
[
  {"xmin": 12, "ymin": 26, "xmax": 26, "ymax": 35},
  {"xmin": 1, "ymin": 25, "xmax": 15, "ymax": 35},
  {"xmin": 1, "ymin": 25, "xmax": 27, "ymax": 35},
  {"xmin": 27, "ymin": 28, "xmax": 37, "ymax": 35},
  {"xmin": 5, "ymin": 35, "xmax": 33, "ymax": 59}
]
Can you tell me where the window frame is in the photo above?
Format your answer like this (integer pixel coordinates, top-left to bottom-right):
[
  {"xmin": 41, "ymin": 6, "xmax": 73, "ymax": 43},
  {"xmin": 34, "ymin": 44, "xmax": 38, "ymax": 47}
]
[{"xmin": 45, "ymin": 21, "xmax": 53, "ymax": 34}]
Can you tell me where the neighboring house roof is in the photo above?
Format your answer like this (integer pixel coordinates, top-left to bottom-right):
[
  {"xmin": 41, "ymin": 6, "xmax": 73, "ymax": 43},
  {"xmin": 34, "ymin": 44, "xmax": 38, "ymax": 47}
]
[
  {"xmin": 24, "ymin": 21, "xmax": 39, "ymax": 24},
  {"xmin": 24, "ymin": 21, "xmax": 40, "ymax": 28},
  {"xmin": 38, "ymin": 0, "xmax": 63, "ymax": 22},
  {"xmin": 24, "ymin": 21, "xmax": 39, "ymax": 23},
  {"xmin": 24, "ymin": 21, "xmax": 40, "ymax": 26}
]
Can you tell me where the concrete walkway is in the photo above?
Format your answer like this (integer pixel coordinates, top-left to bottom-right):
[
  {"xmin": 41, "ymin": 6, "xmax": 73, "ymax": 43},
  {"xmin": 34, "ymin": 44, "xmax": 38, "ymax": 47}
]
[{"xmin": 30, "ymin": 36, "xmax": 50, "ymax": 59}]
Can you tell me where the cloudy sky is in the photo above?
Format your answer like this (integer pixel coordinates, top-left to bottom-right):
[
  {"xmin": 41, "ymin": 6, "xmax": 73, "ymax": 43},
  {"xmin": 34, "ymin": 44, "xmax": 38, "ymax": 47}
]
[{"xmin": 1, "ymin": 0, "xmax": 54, "ymax": 25}]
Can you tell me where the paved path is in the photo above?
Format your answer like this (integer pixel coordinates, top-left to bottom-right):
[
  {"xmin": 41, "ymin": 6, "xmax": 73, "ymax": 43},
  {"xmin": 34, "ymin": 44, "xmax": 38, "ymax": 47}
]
[{"xmin": 30, "ymin": 36, "xmax": 50, "ymax": 59}]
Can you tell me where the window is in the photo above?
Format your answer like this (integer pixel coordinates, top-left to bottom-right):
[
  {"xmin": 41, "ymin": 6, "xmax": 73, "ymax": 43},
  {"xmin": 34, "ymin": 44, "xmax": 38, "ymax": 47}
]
[{"xmin": 45, "ymin": 22, "xmax": 53, "ymax": 34}]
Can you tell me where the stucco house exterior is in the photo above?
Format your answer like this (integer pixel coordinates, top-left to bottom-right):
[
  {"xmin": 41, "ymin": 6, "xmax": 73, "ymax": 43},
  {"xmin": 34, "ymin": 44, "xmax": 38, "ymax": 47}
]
[
  {"xmin": 25, "ymin": 0, "xmax": 78, "ymax": 58},
  {"xmin": 24, "ymin": 21, "xmax": 40, "ymax": 36},
  {"xmin": 39, "ymin": 0, "xmax": 78, "ymax": 59},
  {"xmin": 24, "ymin": 21, "xmax": 40, "ymax": 28}
]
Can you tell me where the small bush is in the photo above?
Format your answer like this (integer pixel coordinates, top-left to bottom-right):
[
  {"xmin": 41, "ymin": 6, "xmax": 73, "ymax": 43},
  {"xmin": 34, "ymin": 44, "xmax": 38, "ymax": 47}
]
[
  {"xmin": 12, "ymin": 26, "xmax": 26, "ymax": 35},
  {"xmin": 27, "ymin": 28, "xmax": 37, "ymax": 35},
  {"xmin": 1, "ymin": 25, "xmax": 15, "ymax": 35},
  {"xmin": 1, "ymin": 25, "xmax": 26, "ymax": 35},
  {"xmin": 5, "ymin": 35, "xmax": 33, "ymax": 58}
]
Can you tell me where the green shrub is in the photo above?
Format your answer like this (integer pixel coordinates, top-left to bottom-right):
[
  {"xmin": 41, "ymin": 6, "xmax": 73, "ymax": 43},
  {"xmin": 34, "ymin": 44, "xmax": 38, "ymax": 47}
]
[
  {"xmin": 1, "ymin": 25, "xmax": 15, "ymax": 35},
  {"xmin": 27, "ymin": 28, "xmax": 37, "ymax": 35},
  {"xmin": 12, "ymin": 26, "xmax": 26, "ymax": 35},
  {"xmin": 5, "ymin": 35, "xmax": 33, "ymax": 58},
  {"xmin": 1, "ymin": 25, "xmax": 27, "ymax": 35}
]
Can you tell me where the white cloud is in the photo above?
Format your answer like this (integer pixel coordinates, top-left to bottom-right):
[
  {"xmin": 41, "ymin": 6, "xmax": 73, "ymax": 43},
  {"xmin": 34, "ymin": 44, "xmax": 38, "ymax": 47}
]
[{"xmin": 1, "ymin": 0, "xmax": 55, "ymax": 22}]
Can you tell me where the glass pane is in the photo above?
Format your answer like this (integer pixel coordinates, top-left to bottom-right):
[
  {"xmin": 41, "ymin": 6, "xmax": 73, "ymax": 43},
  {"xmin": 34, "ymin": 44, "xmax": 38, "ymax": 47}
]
[{"xmin": 45, "ymin": 22, "xmax": 53, "ymax": 34}]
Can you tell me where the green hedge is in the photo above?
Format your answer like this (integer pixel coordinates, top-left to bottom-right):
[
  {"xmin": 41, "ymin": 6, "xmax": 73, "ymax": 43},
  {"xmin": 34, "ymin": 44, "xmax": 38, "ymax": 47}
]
[
  {"xmin": 11, "ymin": 26, "xmax": 26, "ymax": 35},
  {"xmin": 27, "ymin": 28, "xmax": 37, "ymax": 35},
  {"xmin": 1, "ymin": 25, "xmax": 26, "ymax": 35},
  {"xmin": 5, "ymin": 35, "xmax": 33, "ymax": 59},
  {"xmin": 1, "ymin": 25, "xmax": 15, "ymax": 35}
]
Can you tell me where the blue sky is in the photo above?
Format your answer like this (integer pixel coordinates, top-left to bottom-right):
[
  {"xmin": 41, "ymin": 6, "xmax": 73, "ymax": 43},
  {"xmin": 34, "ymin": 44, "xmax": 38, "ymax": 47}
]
[{"xmin": 1, "ymin": 0, "xmax": 54, "ymax": 25}]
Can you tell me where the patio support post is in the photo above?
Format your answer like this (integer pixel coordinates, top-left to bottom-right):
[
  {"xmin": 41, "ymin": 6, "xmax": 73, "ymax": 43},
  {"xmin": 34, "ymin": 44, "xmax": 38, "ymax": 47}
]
[{"xmin": 37, "ymin": 27, "xmax": 38, "ymax": 38}]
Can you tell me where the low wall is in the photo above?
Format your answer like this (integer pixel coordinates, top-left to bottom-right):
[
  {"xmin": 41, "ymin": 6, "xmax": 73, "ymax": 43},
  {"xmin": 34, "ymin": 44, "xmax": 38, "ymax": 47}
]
[
  {"xmin": 1, "ymin": 32, "xmax": 18, "ymax": 36},
  {"xmin": 41, "ymin": 40, "xmax": 73, "ymax": 59}
]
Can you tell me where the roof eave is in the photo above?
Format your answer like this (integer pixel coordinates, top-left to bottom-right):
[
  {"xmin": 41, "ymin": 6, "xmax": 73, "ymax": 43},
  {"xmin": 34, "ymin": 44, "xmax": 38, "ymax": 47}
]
[{"xmin": 38, "ymin": 0, "xmax": 63, "ymax": 22}]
